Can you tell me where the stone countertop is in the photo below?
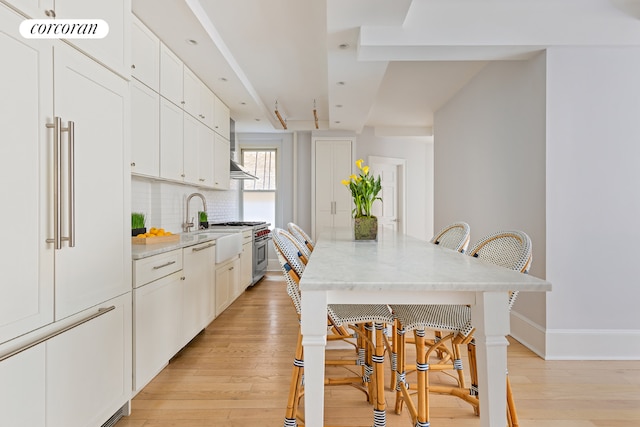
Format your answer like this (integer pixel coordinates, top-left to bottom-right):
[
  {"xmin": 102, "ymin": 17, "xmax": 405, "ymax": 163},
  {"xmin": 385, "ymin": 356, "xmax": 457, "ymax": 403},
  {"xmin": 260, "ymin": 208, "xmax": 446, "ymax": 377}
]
[{"xmin": 131, "ymin": 228, "xmax": 249, "ymax": 260}]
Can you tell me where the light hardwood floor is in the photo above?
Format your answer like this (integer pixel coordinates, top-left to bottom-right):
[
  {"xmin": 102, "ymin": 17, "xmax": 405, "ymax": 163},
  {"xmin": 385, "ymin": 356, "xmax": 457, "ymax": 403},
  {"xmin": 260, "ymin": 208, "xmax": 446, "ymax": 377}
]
[{"xmin": 116, "ymin": 273, "xmax": 640, "ymax": 427}]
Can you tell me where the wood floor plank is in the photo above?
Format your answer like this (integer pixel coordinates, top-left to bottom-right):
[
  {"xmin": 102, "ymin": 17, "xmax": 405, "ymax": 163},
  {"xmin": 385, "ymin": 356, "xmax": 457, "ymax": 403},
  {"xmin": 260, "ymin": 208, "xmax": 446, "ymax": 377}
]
[{"xmin": 116, "ymin": 273, "xmax": 640, "ymax": 427}]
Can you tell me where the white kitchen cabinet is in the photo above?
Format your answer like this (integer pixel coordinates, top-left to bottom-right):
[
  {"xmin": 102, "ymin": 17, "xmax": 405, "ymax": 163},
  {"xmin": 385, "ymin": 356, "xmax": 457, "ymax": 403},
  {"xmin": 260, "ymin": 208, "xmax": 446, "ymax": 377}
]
[
  {"xmin": 160, "ymin": 96, "xmax": 185, "ymax": 182},
  {"xmin": 160, "ymin": 42, "xmax": 183, "ymax": 107},
  {"xmin": 133, "ymin": 270, "xmax": 183, "ymax": 392},
  {"xmin": 313, "ymin": 139, "xmax": 354, "ymax": 238},
  {"xmin": 214, "ymin": 94, "xmax": 230, "ymax": 139},
  {"xmin": 0, "ymin": 4, "xmax": 54, "ymax": 343},
  {"xmin": 131, "ymin": 79, "xmax": 160, "ymax": 177},
  {"xmin": 213, "ymin": 133, "xmax": 231, "ymax": 190},
  {"xmin": 182, "ymin": 241, "xmax": 215, "ymax": 346},
  {"xmin": 0, "ymin": 343, "xmax": 46, "ymax": 426},
  {"xmin": 131, "ymin": 14, "xmax": 159, "ymax": 91},
  {"xmin": 240, "ymin": 230, "xmax": 253, "ymax": 288},
  {"xmin": 53, "ymin": 42, "xmax": 130, "ymax": 320},
  {"xmin": 46, "ymin": 293, "xmax": 132, "ymax": 427},
  {"xmin": 183, "ymin": 112, "xmax": 200, "ymax": 185},
  {"xmin": 215, "ymin": 256, "xmax": 240, "ymax": 317},
  {"xmin": 198, "ymin": 124, "xmax": 215, "ymax": 187},
  {"xmin": 6, "ymin": 0, "xmax": 130, "ymax": 77},
  {"xmin": 1, "ymin": 4, "xmax": 129, "ymax": 335}
]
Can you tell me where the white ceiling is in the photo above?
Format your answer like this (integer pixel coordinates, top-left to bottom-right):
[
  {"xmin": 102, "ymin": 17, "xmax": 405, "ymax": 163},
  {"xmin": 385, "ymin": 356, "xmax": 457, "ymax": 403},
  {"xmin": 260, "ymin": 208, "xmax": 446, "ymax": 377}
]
[{"xmin": 132, "ymin": 0, "xmax": 640, "ymax": 134}]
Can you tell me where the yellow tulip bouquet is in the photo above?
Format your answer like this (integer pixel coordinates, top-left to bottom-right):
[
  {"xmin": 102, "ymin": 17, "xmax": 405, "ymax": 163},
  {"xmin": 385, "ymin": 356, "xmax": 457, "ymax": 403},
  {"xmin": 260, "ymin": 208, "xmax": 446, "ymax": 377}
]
[{"xmin": 341, "ymin": 159, "xmax": 382, "ymax": 218}]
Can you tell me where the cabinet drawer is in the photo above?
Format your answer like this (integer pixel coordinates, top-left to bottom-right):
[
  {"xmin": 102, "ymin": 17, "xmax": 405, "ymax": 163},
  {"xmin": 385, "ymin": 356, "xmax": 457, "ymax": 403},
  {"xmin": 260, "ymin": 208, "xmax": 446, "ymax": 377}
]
[
  {"xmin": 133, "ymin": 250, "xmax": 183, "ymax": 288},
  {"xmin": 242, "ymin": 230, "xmax": 252, "ymax": 244}
]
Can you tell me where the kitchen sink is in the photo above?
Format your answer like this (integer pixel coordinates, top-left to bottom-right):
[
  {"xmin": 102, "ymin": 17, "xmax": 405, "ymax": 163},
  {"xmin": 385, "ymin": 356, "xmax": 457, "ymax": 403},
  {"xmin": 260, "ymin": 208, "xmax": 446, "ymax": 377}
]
[{"xmin": 196, "ymin": 231, "xmax": 242, "ymax": 263}]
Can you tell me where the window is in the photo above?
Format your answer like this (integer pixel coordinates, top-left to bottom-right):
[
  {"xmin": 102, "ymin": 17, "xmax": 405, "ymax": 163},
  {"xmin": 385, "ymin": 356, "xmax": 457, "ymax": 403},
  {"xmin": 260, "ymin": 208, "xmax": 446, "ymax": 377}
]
[{"xmin": 242, "ymin": 149, "xmax": 276, "ymax": 227}]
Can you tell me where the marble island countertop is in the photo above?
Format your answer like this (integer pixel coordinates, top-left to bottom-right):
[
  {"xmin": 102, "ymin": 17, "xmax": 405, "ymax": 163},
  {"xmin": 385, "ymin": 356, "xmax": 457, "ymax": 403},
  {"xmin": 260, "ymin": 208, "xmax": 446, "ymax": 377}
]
[{"xmin": 131, "ymin": 227, "xmax": 250, "ymax": 260}]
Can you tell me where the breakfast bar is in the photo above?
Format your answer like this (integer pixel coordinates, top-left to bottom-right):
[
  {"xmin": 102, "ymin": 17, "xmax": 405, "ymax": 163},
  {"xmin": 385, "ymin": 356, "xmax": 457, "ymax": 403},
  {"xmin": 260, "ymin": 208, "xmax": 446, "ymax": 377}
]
[{"xmin": 299, "ymin": 227, "xmax": 552, "ymax": 427}]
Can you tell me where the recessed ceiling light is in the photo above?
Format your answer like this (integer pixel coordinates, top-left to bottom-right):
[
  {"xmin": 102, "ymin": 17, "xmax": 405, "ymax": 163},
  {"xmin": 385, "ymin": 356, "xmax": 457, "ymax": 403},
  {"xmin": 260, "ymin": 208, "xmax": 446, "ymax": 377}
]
[
  {"xmin": 240, "ymin": 101, "xmax": 246, "ymax": 105},
  {"xmin": 335, "ymin": 104, "xmax": 343, "ymax": 108},
  {"xmin": 219, "ymin": 77, "xmax": 228, "ymax": 82},
  {"xmin": 337, "ymin": 81, "xmax": 345, "ymax": 86},
  {"xmin": 255, "ymin": 118, "xmax": 261, "ymax": 121},
  {"xmin": 335, "ymin": 121, "xmax": 341, "ymax": 124},
  {"xmin": 186, "ymin": 39, "xmax": 198, "ymax": 45},
  {"xmin": 339, "ymin": 43, "xmax": 349, "ymax": 49}
]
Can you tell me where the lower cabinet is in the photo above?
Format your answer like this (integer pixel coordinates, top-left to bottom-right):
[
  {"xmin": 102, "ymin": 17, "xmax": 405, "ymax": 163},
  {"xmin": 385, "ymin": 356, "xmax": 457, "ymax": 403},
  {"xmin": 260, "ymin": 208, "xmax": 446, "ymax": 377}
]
[
  {"xmin": 0, "ymin": 343, "xmax": 46, "ymax": 426},
  {"xmin": 0, "ymin": 292, "xmax": 131, "ymax": 427},
  {"xmin": 181, "ymin": 241, "xmax": 215, "ymax": 346},
  {"xmin": 240, "ymin": 230, "xmax": 253, "ymax": 288},
  {"xmin": 133, "ymin": 271, "xmax": 183, "ymax": 392},
  {"xmin": 215, "ymin": 256, "xmax": 240, "ymax": 317}
]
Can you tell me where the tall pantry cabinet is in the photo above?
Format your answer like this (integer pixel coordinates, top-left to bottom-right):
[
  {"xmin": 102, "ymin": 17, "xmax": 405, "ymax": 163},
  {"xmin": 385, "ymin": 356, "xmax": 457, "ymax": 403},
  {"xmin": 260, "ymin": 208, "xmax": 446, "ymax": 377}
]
[
  {"xmin": 0, "ymin": 3, "xmax": 132, "ymax": 427},
  {"xmin": 313, "ymin": 138, "xmax": 354, "ymax": 238}
]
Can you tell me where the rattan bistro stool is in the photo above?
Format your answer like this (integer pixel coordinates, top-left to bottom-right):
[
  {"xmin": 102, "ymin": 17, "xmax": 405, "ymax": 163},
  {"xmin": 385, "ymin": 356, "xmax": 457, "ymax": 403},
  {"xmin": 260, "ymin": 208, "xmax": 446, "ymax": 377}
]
[
  {"xmin": 389, "ymin": 222, "xmax": 470, "ymax": 390},
  {"xmin": 273, "ymin": 229, "xmax": 394, "ymax": 427},
  {"xmin": 390, "ymin": 230, "xmax": 532, "ymax": 427},
  {"xmin": 288, "ymin": 222, "xmax": 315, "ymax": 258}
]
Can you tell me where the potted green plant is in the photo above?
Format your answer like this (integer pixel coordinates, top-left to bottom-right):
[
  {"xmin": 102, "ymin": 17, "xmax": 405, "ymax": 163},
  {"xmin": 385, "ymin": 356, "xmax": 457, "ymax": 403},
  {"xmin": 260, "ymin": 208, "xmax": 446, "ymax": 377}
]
[
  {"xmin": 198, "ymin": 211, "xmax": 209, "ymax": 229},
  {"xmin": 341, "ymin": 159, "xmax": 382, "ymax": 240},
  {"xmin": 131, "ymin": 212, "xmax": 146, "ymax": 237}
]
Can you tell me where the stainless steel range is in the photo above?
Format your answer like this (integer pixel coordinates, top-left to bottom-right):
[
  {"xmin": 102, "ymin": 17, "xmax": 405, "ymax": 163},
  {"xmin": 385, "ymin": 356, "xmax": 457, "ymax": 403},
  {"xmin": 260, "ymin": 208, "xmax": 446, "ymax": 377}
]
[{"xmin": 210, "ymin": 221, "xmax": 271, "ymax": 285}]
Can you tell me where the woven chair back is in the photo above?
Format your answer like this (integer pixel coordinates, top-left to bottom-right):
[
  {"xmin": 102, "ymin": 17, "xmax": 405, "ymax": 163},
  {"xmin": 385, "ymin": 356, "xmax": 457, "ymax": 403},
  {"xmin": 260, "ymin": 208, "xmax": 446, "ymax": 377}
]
[
  {"xmin": 287, "ymin": 222, "xmax": 315, "ymax": 253},
  {"xmin": 431, "ymin": 222, "xmax": 471, "ymax": 253},
  {"xmin": 468, "ymin": 230, "xmax": 533, "ymax": 309}
]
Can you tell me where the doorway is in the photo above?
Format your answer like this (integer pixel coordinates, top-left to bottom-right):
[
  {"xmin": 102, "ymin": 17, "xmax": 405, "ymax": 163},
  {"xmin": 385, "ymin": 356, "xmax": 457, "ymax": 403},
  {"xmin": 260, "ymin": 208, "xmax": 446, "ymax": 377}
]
[{"xmin": 368, "ymin": 156, "xmax": 407, "ymax": 234}]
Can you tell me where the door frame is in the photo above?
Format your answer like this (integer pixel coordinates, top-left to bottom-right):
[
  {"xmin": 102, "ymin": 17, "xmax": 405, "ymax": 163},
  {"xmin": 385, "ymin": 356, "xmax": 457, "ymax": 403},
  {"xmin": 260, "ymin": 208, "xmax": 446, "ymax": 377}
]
[{"xmin": 368, "ymin": 155, "xmax": 407, "ymax": 235}]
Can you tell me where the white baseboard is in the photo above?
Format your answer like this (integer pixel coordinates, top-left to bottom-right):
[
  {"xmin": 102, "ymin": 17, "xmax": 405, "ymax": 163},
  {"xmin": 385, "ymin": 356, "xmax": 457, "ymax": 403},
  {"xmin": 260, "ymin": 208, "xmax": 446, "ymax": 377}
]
[{"xmin": 510, "ymin": 311, "xmax": 640, "ymax": 360}]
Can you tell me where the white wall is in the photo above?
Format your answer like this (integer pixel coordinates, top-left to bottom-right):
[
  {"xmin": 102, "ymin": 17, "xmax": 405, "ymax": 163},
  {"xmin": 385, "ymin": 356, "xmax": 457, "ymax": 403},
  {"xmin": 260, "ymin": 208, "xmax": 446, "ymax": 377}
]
[
  {"xmin": 435, "ymin": 47, "xmax": 640, "ymax": 360},
  {"xmin": 544, "ymin": 46, "xmax": 640, "ymax": 359},
  {"xmin": 434, "ymin": 54, "xmax": 548, "ymax": 353},
  {"xmin": 356, "ymin": 126, "xmax": 433, "ymax": 241}
]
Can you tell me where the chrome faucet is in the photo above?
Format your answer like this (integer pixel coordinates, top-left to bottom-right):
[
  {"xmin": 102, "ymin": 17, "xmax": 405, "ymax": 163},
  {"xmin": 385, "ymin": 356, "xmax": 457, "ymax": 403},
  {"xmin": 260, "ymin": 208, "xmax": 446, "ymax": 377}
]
[{"xmin": 183, "ymin": 192, "xmax": 207, "ymax": 232}]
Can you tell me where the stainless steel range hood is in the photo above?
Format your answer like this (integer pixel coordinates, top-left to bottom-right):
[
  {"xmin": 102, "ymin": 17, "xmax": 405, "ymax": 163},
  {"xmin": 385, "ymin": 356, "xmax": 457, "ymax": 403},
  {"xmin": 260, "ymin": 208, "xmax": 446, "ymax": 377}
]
[
  {"xmin": 230, "ymin": 159, "xmax": 258, "ymax": 180},
  {"xmin": 229, "ymin": 118, "xmax": 258, "ymax": 180}
]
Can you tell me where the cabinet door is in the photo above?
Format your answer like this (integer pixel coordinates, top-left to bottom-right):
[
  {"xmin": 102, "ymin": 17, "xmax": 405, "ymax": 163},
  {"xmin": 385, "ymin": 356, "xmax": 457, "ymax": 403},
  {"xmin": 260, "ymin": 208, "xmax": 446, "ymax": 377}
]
[
  {"xmin": 160, "ymin": 96, "xmax": 185, "ymax": 182},
  {"xmin": 183, "ymin": 112, "xmax": 199, "ymax": 185},
  {"xmin": 46, "ymin": 293, "xmax": 132, "ymax": 427},
  {"xmin": 198, "ymin": 124, "xmax": 215, "ymax": 187},
  {"xmin": 131, "ymin": 79, "xmax": 160, "ymax": 177},
  {"xmin": 213, "ymin": 134, "xmax": 230, "ymax": 190},
  {"xmin": 240, "ymin": 241, "xmax": 253, "ymax": 288},
  {"xmin": 314, "ymin": 141, "xmax": 335, "ymax": 232},
  {"xmin": 332, "ymin": 141, "xmax": 354, "ymax": 227},
  {"xmin": 54, "ymin": 0, "xmax": 129, "ymax": 77},
  {"xmin": 182, "ymin": 243, "xmax": 214, "ymax": 345},
  {"xmin": 133, "ymin": 271, "xmax": 183, "ymax": 391},
  {"xmin": 200, "ymin": 83, "xmax": 215, "ymax": 129},
  {"xmin": 160, "ymin": 43, "xmax": 183, "ymax": 107},
  {"xmin": 215, "ymin": 263, "xmax": 231, "ymax": 316},
  {"xmin": 131, "ymin": 14, "xmax": 159, "ymax": 91},
  {"xmin": 53, "ymin": 43, "xmax": 130, "ymax": 320},
  {"xmin": 183, "ymin": 66, "xmax": 200, "ymax": 119},
  {"xmin": 0, "ymin": 4, "xmax": 54, "ymax": 343},
  {"xmin": 214, "ymin": 95, "xmax": 230, "ymax": 139},
  {"xmin": 0, "ymin": 343, "xmax": 46, "ymax": 426}
]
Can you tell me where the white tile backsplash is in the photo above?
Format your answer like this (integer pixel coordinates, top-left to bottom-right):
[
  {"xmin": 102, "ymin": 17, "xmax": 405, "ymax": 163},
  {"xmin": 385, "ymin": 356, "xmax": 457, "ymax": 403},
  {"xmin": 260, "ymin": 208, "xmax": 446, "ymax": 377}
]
[{"xmin": 132, "ymin": 176, "xmax": 240, "ymax": 233}]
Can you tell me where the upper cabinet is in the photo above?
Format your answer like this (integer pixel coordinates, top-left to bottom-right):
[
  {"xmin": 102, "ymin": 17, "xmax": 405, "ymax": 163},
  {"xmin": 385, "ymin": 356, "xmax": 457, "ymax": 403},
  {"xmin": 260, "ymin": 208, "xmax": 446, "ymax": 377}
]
[
  {"xmin": 159, "ymin": 42, "xmax": 183, "ymax": 107},
  {"xmin": 214, "ymin": 95, "xmax": 230, "ymax": 140},
  {"xmin": 131, "ymin": 14, "xmax": 159, "ymax": 91},
  {"xmin": 133, "ymin": 18, "xmax": 231, "ymax": 189},
  {"xmin": 7, "ymin": 0, "xmax": 131, "ymax": 78}
]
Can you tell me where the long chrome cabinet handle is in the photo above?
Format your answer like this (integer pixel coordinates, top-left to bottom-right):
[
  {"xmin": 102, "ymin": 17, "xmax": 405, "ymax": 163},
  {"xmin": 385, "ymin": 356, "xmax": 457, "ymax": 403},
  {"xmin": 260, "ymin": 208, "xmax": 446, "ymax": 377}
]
[
  {"xmin": 46, "ymin": 117, "xmax": 62, "ymax": 249},
  {"xmin": 192, "ymin": 243, "xmax": 215, "ymax": 252},
  {"xmin": 45, "ymin": 118, "xmax": 74, "ymax": 248},
  {"xmin": 66, "ymin": 121, "xmax": 75, "ymax": 247},
  {"xmin": 152, "ymin": 261, "xmax": 176, "ymax": 270},
  {"xmin": 0, "ymin": 306, "xmax": 115, "ymax": 363}
]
